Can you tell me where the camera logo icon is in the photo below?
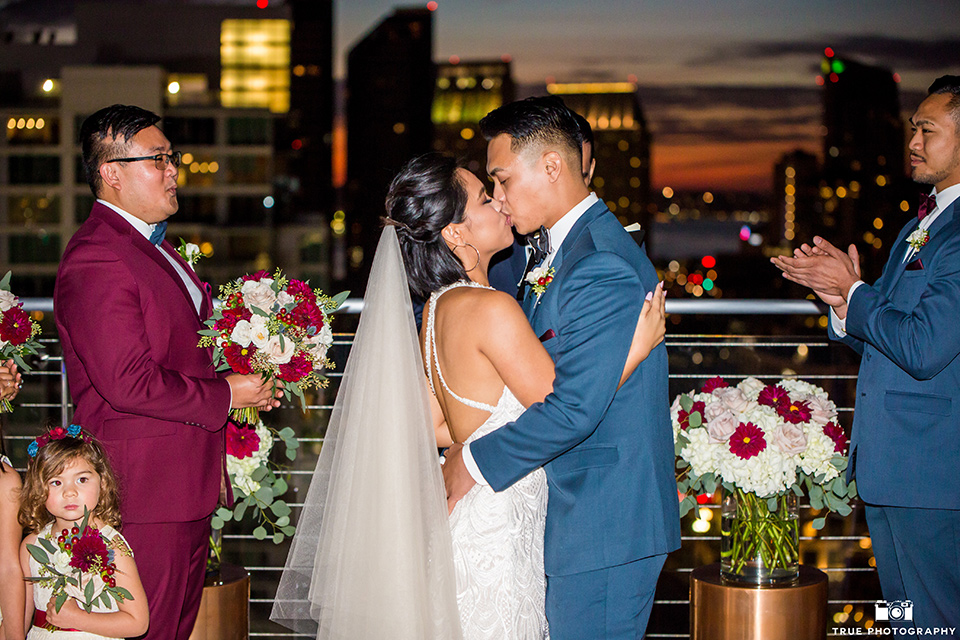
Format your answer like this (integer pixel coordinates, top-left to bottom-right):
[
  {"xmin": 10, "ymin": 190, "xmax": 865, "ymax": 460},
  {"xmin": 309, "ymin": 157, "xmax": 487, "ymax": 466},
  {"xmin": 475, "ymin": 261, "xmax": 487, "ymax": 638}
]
[{"xmin": 875, "ymin": 599, "xmax": 914, "ymax": 621}]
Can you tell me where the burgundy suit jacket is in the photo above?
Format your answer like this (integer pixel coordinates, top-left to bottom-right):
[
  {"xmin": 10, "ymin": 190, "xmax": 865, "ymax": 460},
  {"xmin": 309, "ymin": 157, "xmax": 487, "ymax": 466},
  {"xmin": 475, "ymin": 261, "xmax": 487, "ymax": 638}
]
[{"xmin": 54, "ymin": 202, "xmax": 232, "ymax": 523}]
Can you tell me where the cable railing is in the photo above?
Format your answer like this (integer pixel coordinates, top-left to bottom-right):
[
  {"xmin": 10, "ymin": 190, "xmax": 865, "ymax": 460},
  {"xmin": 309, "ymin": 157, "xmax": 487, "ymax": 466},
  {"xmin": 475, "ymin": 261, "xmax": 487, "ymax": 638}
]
[{"xmin": 8, "ymin": 298, "xmax": 877, "ymax": 638}]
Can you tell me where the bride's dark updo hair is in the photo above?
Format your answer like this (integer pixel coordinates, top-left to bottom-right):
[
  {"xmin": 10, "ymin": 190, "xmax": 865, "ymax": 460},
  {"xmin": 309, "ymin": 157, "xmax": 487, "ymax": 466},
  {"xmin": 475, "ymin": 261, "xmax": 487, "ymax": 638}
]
[{"xmin": 385, "ymin": 153, "xmax": 469, "ymax": 299}]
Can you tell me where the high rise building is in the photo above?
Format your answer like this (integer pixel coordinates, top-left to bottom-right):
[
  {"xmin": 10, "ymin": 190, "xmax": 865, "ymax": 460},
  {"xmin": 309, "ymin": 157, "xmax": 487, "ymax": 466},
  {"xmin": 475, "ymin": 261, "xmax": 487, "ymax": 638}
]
[
  {"xmin": 772, "ymin": 149, "xmax": 820, "ymax": 247},
  {"xmin": 431, "ymin": 58, "xmax": 515, "ymax": 175},
  {"xmin": 546, "ymin": 82, "xmax": 653, "ymax": 232},
  {"xmin": 818, "ymin": 49, "xmax": 908, "ymax": 280},
  {"xmin": 345, "ymin": 7, "xmax": 434, "ymax": 292}
]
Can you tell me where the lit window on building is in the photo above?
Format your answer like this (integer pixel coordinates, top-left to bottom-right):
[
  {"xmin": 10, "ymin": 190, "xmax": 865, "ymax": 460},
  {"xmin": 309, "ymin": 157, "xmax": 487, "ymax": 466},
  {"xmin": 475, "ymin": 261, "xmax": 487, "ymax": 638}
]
[
  {"xmin": 221, "ymin": 19, "xmax": 291, "ymax": 113},
  {"xmin": 5, "ymin": 116, "xmax": 58, "ymax": 145}
]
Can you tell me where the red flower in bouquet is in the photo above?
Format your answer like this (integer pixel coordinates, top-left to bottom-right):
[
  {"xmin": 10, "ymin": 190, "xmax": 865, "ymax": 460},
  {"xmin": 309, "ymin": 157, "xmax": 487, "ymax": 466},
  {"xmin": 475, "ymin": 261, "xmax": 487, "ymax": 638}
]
[
  {"xmin": 678, "ymin": 400, "xmax": 706, "ymax": 430},
  {"xmin": 701, "ymin": 376, "xmax": 728, "ymax": 393},
  {"xmin": 241, "ymin": 269, "xmax": 271, "ymax": 282},
  {"xmin": 776, "ymin": 398, "xmax": 812, "ymax": 424},
  {"xmin": 285, "ymin": 278, "xmax": 317, "ymax": 303},
  {"xmin": 823, "ymin": 422, "xmax": 848, "ymax": 454},
  {"xmin": 226, "ymin": 421, "xmax": 260, "ymax": 459},
  {"xmin": 223, "ymin": 343, "xmax": 256, "ymax": 375},
  {"xmin": 758, "ymin": 384, "xmax": 789, "ymax": 407},
  {"xmin": 69, "ymin": 526, "xmax": 110, "ymax": 573},
  {"xmin": 278, "ymin": 353, "xmax": 313, "ymax": 382},
  {"xmin": 215, "ymin": 306, "xmax": 252, "ymax": 333},
  {"xmin": 729, "ymin": 422, "xmax": 766, "ymax": 460},
  {"xmin": 0, "ymin": 306, "xmax": 33, "ymax": 344}
]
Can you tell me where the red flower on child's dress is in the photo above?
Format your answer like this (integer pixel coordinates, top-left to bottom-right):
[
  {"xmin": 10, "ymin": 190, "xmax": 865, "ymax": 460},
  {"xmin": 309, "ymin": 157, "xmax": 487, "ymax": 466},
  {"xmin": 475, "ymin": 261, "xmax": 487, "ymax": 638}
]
[
  {"xmin": 758, "ymin": 384, "xmax": 789, "ymax": 408},
  {"xmin": 777, "ymin": 398, "xmax": 812, "ymax": 424},
  {"xmin": 224, "ymin": 344, "xmax": 256, "ymax": 375},
  {"xmin": 823, "ymin": 422, "xmax": 848, "ymax": 454},
  {"xmin": 69, "ymin": 527, "xmax": 110, "ymax": 573},
  {"xmin": 226, "ymin": 421, "xmax": 260, "ymax": 459},
  {"xmin": 701, "ymin": 376, "xmax": 728, "ymax": 393},
  {"xmin": 729, "ymin": 422, "xmax": 766, "ymax": 460},
  {"xmin": 0, "ymin": 306, "xmax": 33, "ymax": 345}
]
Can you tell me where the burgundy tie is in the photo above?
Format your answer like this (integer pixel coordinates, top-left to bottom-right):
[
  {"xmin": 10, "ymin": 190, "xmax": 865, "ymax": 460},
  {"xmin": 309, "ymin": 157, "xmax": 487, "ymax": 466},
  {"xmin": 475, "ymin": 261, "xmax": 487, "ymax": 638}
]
[{"xmin": 918, "ymin": 193, "xmax": 936, "ymax": 221}]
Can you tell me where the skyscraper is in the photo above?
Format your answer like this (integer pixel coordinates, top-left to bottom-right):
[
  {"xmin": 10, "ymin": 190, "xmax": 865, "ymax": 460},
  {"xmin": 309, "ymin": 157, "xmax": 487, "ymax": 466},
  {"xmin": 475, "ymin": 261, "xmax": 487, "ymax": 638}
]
[{"xmin": 345, "ymin": 7, "xmax": 434, "ymax": 292}]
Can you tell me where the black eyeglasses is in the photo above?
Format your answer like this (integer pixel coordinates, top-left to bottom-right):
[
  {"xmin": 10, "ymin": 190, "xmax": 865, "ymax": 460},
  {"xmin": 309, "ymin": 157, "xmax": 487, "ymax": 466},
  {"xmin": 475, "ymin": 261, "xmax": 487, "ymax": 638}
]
[{"xmin": 105, "ymin": 151, "xmax": 182, "ymax": 171}]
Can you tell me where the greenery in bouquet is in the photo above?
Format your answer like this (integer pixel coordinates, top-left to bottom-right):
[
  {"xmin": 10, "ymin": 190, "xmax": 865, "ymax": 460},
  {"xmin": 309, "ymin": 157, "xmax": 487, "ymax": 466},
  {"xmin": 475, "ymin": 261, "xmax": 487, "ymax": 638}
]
[
  {"xmin": 0, "ymin": 271, "xmax": 43, "ymax": 411},
  {"xmin": 672, "ymin": 376, "xmax": 858, "ymax": 574},
  {"xmin": 25, "ymin": 509, "xmax": 134, "ymax": 613},
  {"xmin": 198, "ymin": 268, "xmax": 348, "ymax": 424},
  {"xmin": 209, "ymin": 419, "xmax": 300, "ymax": 564}
]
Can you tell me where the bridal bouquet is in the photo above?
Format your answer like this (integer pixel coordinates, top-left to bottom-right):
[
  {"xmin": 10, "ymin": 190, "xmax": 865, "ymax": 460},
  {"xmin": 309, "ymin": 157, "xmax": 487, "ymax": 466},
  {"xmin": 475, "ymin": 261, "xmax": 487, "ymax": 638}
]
[
  {"xmin": 25, "ymin": 510, "xmax": 134, "ymax": 613},
  {"xmin": 672, "ymin": 376, "xmax": 857, "ymax": 580},
  {"xmin": 210, "ymin": 418, "xmax": 299, "ymax": 558},
  {"xmin": 198, "ymin": 269, "xmax": 348, "ymax": 424},
  {"xmin": 0, "ymin": 271, "xmax": 42, "ymax": 411}
]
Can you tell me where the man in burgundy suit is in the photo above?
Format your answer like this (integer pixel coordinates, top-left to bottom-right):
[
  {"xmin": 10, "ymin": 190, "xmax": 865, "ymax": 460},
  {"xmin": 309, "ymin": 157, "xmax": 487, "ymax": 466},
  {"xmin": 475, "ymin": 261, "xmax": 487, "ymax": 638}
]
[{"xmin": 55, "ymin": 105, "xmax": 277, "ymax": 640}]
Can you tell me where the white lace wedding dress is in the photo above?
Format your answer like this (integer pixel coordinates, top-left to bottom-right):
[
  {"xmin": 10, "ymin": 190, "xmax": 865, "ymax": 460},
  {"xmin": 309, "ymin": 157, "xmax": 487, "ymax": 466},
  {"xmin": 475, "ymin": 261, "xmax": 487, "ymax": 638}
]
[{"xmin": 426, "ymin": 282, "xmax": 550, "ymax": 640}]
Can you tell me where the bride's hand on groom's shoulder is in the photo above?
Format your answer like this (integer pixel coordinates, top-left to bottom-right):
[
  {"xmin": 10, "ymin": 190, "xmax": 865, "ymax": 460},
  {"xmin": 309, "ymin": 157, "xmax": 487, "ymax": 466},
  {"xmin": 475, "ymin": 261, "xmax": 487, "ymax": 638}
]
[{"xmin": 441, "ymin": 443, "xmax": 475, "ymax": 515}]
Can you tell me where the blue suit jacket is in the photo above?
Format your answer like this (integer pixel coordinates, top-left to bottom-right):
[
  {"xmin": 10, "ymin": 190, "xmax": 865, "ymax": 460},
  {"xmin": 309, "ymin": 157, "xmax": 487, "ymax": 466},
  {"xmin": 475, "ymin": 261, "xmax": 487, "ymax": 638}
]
[
  {"xmin": 488, "ymin": 236, "xmax": 527, "ymax": 297},
  {"xmin": 471, "ymin": 201, "xmax": 681, "ymax": 576},
  {"xmin": 831, "ymin": 199, "xmax": 960, "ymax": 509}
]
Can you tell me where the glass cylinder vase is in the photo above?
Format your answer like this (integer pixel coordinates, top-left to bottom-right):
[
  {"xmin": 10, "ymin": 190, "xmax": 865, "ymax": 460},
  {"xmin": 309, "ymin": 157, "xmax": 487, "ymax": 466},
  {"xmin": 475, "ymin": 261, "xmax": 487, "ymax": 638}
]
[{"xmin": 720, "ymin": 487, "xmax": 799, "ymax": 586}]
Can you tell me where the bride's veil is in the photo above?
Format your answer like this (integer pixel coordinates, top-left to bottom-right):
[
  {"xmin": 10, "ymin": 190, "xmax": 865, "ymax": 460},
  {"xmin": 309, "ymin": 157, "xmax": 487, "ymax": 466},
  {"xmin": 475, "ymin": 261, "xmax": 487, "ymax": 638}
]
[{"xmin": 271, "ymin": 226, "xmax": 462, "ymax": 639}]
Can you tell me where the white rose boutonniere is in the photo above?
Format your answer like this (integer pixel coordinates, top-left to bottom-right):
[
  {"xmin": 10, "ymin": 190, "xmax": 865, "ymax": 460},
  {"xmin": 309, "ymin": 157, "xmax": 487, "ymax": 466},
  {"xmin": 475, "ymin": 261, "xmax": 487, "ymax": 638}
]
[
  {"xmin": 177, "ymin": 238, "xmax": 205, "ymax": 270},
  {"xmin": 906, "ymin": 228, "xmax": 929, "ymax": 251},
  {"xmin": 525, "ymin": 265, "xmax": 555, "ymax": 303}
]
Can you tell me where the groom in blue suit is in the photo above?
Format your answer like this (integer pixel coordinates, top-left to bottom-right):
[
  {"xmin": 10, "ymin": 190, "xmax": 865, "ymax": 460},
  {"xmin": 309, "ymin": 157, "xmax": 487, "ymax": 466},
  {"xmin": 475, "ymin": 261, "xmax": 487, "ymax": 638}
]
[
  {"xmin": 443, "ymin": 97, "xmax": 680, "ymax": 639},
  {"xmin": 774, "ymin": 76, "xmax": 960, "ymax": 628}
]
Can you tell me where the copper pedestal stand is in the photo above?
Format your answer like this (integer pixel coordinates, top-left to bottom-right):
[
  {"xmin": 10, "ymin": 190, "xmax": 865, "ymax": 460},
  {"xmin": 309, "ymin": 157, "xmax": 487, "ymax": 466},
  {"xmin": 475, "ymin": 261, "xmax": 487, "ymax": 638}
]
[
  {"xmin": 187, "ymin": 564, "xmax": 250, "ymax": 640},
  {"xmin": 690, "ymin": 563, "xmax": 827, "ymax": 640}
]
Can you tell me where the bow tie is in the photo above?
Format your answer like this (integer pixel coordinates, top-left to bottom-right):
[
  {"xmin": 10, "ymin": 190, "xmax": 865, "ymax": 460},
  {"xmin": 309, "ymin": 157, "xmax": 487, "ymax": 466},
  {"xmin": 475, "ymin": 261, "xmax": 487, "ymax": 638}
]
[
  {"xmin": 527, "ymin": 226, "xmax": 552, "ymax": 265},
  {"xmin": 149, "ymin": 221, "xmax": 167, "ymax": 246},
  {"xmin": 918, "ymin": 193, "xmax": 937, "ymax": 221}
]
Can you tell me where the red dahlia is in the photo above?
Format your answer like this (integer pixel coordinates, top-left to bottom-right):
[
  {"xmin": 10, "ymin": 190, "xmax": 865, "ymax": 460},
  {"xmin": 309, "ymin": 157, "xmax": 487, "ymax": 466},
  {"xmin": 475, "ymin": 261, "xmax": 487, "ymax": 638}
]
[
  {"xmin": 278, "ymin": 353, "xmax": 313, "ymax": 382},
  {"xmin": 758, "ymin": 384, "xmax": 789, "ymax": 407},
  {"xmin": 69, "ymin": 527, "xmax": 109, "ymax": 573},
  {"xmin": 678, "ymin": 400, "xmax": 706, "ymax": 430},
  {"xmin": 240, "ymin": 270, "xmax": 271, "ymax": 283},
  {"xmin": 701, "ymin": 376, "xmax": 728, "ymax": 393},
  {"xmin": 777, "ymin": 398, "xmax": 812, "ymax": 424},
  {"xmin": 0, "ymin": 306, "xmax": 32, "ymax": 345},
  {"xmin": 224, "ymin": 343, "xmax": 256, "ymax": 374},
  {"xmin": 729, "ymin": 422, "xmax": 766, "ymax": 460},
  {"xmin": 285, "ymin": 279, "xmax": 316, "ymax": 303},
  {"xmin": 822, "ymin": 422, "xmax": 848, "ymax": 454},
  {"xmin": 226, "ymin": 421, "xmax": 260, "ymax": 459}
]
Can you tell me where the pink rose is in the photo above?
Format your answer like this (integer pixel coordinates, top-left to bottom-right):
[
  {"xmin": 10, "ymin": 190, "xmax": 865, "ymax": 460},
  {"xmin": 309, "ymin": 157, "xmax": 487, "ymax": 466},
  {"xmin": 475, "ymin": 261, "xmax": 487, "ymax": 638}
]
[
  {"xmin": 264, "ymin": 335, "xmax": 296, "ymax": 365},
  {"xmin": 704, "ymin": 402, "xmax": 738, "ymax": 443},
  {"xmin": 714, "ymin": 387, "xmax": 749, "ymax": 413},
  {"xmin": 773, "ymin": 421, "xmax": 807, "ymax": 455},
  {"xmin": 805, "ymin": 395, "xmax": 836, "ymax": 426}
]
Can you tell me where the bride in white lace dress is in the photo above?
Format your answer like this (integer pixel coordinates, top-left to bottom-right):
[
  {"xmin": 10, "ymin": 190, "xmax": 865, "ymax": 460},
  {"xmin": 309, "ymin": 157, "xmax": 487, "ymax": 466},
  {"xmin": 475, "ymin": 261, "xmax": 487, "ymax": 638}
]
[{"xmin": 271, "ymin": 154, "xmax": 664, "ymax": 640}]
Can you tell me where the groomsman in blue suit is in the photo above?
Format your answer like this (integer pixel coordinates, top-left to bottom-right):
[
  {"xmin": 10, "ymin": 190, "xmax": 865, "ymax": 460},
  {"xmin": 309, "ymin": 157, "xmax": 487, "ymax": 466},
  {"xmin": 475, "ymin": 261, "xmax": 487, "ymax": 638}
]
[
  {"xmin": 774, "ymin": 76, "xmax": 960, "ymax": 629},
  {"xmin": 443, "ymin": 97, "xmax": 680, "ymax": 639}
]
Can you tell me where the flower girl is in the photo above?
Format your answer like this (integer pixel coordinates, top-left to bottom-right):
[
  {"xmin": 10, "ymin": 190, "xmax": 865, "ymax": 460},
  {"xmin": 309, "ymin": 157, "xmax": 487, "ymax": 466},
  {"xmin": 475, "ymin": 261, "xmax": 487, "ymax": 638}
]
[{"xmin": 19, "ymin": 425, "xmax": 148, "ymax": 639}]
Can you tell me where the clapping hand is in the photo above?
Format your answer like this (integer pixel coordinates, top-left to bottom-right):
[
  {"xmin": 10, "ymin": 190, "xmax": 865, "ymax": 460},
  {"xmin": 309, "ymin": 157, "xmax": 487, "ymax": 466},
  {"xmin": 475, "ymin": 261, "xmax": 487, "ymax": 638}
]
[{"xmin": 771, "ymin": 237, "xmax": 861, "ymax": 317}]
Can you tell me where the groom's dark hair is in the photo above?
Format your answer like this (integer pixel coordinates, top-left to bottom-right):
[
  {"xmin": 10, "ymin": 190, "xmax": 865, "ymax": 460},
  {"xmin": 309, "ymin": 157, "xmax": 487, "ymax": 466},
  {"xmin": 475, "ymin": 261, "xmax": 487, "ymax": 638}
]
[
  {"xmin": 80, "ymin": 104, "xmax": 162, "ymax": 198},
  {"xmin": 928, "ymin": 75, "xmax": 960, "ymax": 127},
  {"xmin": 479, "ymin": 96, "xmax": 583, "ymax": 168},
  {"xmin": 386, "ymin": 153, "xmax": 470, "ymax": 300}
]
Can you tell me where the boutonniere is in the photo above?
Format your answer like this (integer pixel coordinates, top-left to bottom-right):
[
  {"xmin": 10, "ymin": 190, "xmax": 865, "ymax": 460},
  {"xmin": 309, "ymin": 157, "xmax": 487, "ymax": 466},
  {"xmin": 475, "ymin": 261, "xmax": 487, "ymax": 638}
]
[
  {"xmin": 526, "ymin": 265, "xmax": 555, "ymax": 302},
  {"xmin": 177, "ymin": 238, "xmax": 205, "ymax": 271},
  {"xmin": 906, "ymin": 228, "xmax": 929, "ymax": 251}
]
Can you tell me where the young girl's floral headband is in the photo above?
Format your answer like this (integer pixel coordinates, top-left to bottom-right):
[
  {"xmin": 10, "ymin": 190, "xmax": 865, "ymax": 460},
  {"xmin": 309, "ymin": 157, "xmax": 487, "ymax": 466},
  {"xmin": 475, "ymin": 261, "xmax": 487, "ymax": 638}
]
[{"xmin": 27, "ymin": 424, "xmax": 90, "ymax": 457}]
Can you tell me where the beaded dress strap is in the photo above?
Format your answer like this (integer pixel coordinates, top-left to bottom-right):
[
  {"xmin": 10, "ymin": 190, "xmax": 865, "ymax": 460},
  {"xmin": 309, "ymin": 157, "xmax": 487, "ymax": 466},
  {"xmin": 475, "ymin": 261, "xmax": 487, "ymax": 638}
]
[{"xmin": 426, "ymin": 281, "xmax": 500, "ymax": 413}]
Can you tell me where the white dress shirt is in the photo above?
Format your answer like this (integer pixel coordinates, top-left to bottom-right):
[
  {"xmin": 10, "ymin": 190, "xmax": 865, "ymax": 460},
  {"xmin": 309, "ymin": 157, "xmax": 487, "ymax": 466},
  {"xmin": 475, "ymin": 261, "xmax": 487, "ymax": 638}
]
[
  {"xmin": 98, "ymin": 199, "xmax": 203, "ymax": 315},
  {"xmin": 831, "ymin": 183, "xmax": 960, "ymax": 336},
  {"xmin": 462, "ymin": 192, "xmax": 600, "ymax": 487}
]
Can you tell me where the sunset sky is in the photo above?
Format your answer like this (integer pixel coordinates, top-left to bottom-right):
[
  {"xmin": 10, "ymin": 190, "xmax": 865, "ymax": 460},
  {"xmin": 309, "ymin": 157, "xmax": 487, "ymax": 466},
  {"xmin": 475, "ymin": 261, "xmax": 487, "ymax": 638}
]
[{"xmin": 338, "ymin": 0, "xmax": 960, "ymax": 192}]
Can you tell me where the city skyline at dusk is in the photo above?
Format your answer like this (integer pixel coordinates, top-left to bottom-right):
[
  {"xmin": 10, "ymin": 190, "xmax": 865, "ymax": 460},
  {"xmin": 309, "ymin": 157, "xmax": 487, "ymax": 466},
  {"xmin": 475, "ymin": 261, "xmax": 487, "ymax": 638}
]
[{"xmin": 339, "ymin": 0, "xmax": 960, "ymax": 192}]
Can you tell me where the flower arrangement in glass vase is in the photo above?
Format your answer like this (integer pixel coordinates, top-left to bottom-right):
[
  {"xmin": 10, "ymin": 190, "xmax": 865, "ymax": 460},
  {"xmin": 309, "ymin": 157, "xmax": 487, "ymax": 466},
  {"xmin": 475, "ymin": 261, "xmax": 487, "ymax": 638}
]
[
  {"xmin": 0, "ymin": 270, "xmax": 43, "ymax": 412},
  {"xmin": 198, "ymin": 269, "xmax": 348, "ymax": 424},
  {"xmin": 25, "ymin": 509, "xmax": 134, "ymax": 613},
  {"xmin": 672, "ymin": 376, "xmax": 858, "ymax": 585},
  {"xmin": 208, "ymin": 418, "xmax": 300, "ymax": 569}
]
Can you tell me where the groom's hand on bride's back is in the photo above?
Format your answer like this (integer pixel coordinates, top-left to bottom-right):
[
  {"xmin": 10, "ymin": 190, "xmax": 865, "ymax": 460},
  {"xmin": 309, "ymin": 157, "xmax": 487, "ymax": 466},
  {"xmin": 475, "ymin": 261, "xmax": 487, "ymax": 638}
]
[
  {"xmin": 442, "ymin": 443, "xmax": 476, "ymax": 514},
  {"xmin": 227, "ymin": 373, "xmax": 283, "ymax": 411}
]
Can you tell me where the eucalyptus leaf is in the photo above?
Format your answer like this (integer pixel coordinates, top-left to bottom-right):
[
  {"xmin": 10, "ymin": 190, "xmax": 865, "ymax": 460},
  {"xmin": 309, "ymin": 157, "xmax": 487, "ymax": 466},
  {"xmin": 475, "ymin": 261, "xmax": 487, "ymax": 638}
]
[
  {"xmin": 211, "ymin": 516, "xmax": 225, "ymax": 530},
  {"xmin": 270, "ymin": 501, "xmax": 291, "ymax": 517},
  {"xmin": 276, "ymin": 515, "xmax": 290, "ymax": 527},
  {"xmin": 688, "ymin": 413, "xmax": 703, "ymax": 428},
  {"xmin": 253, "ymin": 526, "xmax": 268, "ymax": 540},
  {"xmin": 273, "ymin": 532, "xmax": 285, "ymax": 544},
  {"xmin": 679, "ymin": 394, "xmax": 693, "ymax": 412},
  {"xmin": 234, "ymin": 502, "xmax": 248, "ymax": 520},
  {"xmin": 811, "ymin": 516, "xmax": 827, "ymax": 530}
]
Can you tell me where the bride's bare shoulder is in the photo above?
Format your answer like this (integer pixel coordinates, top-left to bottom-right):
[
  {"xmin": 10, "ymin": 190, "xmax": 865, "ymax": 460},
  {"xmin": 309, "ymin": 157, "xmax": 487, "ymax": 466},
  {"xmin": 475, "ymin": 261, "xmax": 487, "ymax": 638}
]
[{"xmin": 437, "ymin": 287, "xmax": 526, "ymax": 326}]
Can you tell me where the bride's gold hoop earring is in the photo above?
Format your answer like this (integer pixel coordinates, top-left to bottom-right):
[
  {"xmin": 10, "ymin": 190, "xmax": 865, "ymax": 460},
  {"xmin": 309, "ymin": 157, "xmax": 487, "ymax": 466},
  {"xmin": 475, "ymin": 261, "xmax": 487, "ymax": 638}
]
[{"xmin": 454, "ymin": 242, "xmax": 481, "ymax": 272}]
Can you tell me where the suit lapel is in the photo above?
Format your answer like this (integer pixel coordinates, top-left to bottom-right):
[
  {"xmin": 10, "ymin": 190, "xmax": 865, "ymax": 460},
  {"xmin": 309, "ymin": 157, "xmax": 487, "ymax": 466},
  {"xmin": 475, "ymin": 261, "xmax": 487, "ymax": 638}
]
[
  {"xmin": 885, "ymin": 202, "xmax": 957, "ymax": 293},
  {"xmin": 159, "ymin": 241, "xmax": 212, "ymax": 320}
]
